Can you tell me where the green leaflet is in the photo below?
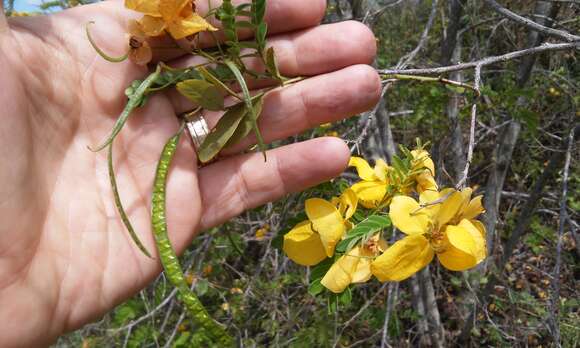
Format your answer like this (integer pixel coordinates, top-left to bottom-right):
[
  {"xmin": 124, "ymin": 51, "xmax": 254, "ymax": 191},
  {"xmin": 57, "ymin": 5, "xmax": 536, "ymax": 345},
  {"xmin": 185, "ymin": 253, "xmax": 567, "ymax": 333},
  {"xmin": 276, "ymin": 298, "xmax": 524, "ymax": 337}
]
[
  {"xmin": 225, "ymin": 94, "xmax": 265, "ymax": 148},
  {"xmin": 224, "ymin": 60, "xmax": 267, "ymax": 160},
  {"xmin": 251, "ymin": 0, "xmax": 267, "ymax": 53},
  {"xmin": 176, "ymin": 79, "xmax": 225, "ymax": 111},
  {"xmin": 251, "ymin": 0, "xmax": 266, "ymax": 25},
  {"xmin": 152, "ymin": 126, "xmax": 233, "ymax": 346},
  {"xmin": 197, "ymin": 66, "xmax": 240, "ymax": 99},
  {"xmin": 107, "ymin": 143, "xmax": 153, "ymax": 258},
  {"xmin": 90, "ymin": 66, "xmax": 161, "ymax": 152},
  {"xmin": 265, "ymin": 47, "xmax": 285, "ymax": 83},
  {"xmin": 335, "ymin": 215, "xmax": 391, "ymax": 253},
  {"xmin": 218, "ymin": 0, "xmax": 239, "ymax": 56},
  {"xmin": 197, "ymin": 102, "xmax": 248, "ymax": 163}
]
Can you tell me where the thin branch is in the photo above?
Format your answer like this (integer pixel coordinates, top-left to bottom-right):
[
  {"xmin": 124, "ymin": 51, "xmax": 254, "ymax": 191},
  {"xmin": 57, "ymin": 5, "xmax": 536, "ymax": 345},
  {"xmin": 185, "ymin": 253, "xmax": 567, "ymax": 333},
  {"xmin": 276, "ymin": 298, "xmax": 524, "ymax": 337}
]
[
  {"xmin": 456, "ymin": 65, "xmax": 482, "ymax": 189},
  {"xmin": 380, "ymin": 283, "xmax": 399, "ymax": 348},
  {"xmin": 381, "ymin": 74, "xmax": 481, "ymax": 96},
  {"xmin": 397, "ymin": 0, "xmax": 439, "ymax": 68},
  {"xmin": 379, "ymin": 42, "xmax": 579, "ymax": 75},
  {"xmin": 483, "ymin": 0, "xmax": 580, "ymax": 42},
  {"xmin": 547, "ymin": 124, "xmax": 575, "ymax": 347}
]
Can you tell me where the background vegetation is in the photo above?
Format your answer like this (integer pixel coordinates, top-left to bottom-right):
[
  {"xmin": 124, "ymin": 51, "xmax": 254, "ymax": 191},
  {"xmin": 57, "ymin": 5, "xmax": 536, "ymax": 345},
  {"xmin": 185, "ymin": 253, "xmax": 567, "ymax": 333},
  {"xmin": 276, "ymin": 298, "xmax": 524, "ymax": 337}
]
[{"xmin": 5, "ymin": 0, "xmax": 579, "ymax": 346}]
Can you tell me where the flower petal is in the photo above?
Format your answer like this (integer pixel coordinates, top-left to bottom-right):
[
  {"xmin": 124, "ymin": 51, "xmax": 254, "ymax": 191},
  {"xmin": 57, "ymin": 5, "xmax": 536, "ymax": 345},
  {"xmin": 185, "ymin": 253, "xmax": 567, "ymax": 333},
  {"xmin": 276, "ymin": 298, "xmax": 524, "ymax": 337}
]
[
  {"xmin": 371, "ymin": 235, "xmax": 434, "ymax": 282},
  {"xmin": 462, "ymin": 195, "xmax": 485, "ymax": 220},
  {"xmin": 470, "ymin": 219, "xmax": 486, "ymax": 238},
  {"xmin": 374, "ymin": 159, "xmax": 390, "ymax": 182},
  {"xmin": 412, "ymin": 149, "xmax": 435, "ymax": 176},
  {"xmin": 159, "ymin": 0, "xmax": 190, "ymax": 20},
  {"xmin": 351, "ymin": 246, "xmax": 375, "ymax": 283},
  {"xmin": 460, "ymin": 219, "xmax": 487, "ymax": 263},
  {"xmin": 339, "ymin": 188, "xmax": 358, "ymax": 220},
  {"xmin": 125, "ymin": 0, "xmax": 161, "ymax": 17},
  {"xmin": 349, "ymin": 157, "xmax": 378, "ymax": 181},
  {"xmin": 437, "ymin": 224, "xmax": 478, "ymax": 271},
  {"xmin": 283, "ymin": 221, "xmax": 327, "ymax": 266},
  {"xmin": 416, "ymin": 172, "xmax": 438, "ymax": 194},
  {"xmin": 436, "ymin": 188, "xmax": 464, "ymax": 227},
  {"xmin": 167, "ymin": 14, "xmax": 218, "ymax": 39},
  {"xmin": 389, "ymin": 196, "xmax": 431, "ymax": 235},
  {"xmin": 321, "ymin": 247, "xmax": 361, "ymax": 293},
  {"xmin": 305, "ymin": 198, "xmax": 345, "ymax": 257},
  {"xmin": 419, "ymin": 189, "xmax": 441, "ymax": 218},
  {"xmin": 139, "ymin": 15, "xmax": 166, "ymax": 37},
  {"xmin": 351, "ymin": 181, "xmax": 387, "ymax": 209},
  {"xmin": 129, "ymin": 43, "xmax": 153, "ymax": 66},
  {"xmin": 128, "ymin": 19, "xmax": 146, "ymax": 38}
]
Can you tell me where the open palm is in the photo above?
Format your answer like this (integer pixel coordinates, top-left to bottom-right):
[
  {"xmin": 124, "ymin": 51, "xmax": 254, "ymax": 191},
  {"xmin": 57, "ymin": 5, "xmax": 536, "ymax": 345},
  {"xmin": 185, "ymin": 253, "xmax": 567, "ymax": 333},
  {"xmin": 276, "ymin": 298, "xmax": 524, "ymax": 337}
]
[{"xmin": 0, "ymin": 0, "xmax": 379, "ymax": 346}]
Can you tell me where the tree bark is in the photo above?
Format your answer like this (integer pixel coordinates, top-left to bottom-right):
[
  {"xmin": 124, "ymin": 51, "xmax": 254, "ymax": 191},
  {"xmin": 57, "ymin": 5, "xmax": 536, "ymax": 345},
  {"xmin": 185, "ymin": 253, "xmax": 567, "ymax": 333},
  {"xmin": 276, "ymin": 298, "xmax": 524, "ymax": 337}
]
[
  {"xmin": 482, "ymin": 0, "xmax": 557, "ymax": 263},
  {"xmin": 441, "ymin": 0, "xmax": 467, "ymax": 183}
]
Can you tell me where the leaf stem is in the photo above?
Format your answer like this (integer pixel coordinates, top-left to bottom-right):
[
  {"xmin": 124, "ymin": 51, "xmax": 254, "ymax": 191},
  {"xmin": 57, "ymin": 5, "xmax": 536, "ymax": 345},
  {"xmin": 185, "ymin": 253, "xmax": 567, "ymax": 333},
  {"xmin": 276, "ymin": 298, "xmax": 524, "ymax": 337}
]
[{"xmin": 224, "ymin": 59, "xmax": 267, "ymax": 160}]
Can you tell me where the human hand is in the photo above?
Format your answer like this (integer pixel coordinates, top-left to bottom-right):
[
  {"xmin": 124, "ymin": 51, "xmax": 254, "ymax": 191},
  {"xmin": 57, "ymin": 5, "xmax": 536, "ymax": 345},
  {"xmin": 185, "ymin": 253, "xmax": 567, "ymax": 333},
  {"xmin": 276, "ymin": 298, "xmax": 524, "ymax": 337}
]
[{"xmin": 0, "ymin": 0, "xmax": 379, "ymax": 346}]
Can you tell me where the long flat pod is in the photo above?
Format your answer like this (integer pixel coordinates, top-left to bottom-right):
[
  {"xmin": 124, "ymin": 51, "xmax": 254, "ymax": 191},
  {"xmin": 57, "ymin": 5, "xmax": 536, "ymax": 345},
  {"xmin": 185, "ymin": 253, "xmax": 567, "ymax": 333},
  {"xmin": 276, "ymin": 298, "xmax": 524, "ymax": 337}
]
[
  {"xmin": 108, "ymin": 142, "xmax": 152, "ymax": 258},
  {"xmin": 151, "ymin": 126, "xmax": 233, "ymax": 346}
]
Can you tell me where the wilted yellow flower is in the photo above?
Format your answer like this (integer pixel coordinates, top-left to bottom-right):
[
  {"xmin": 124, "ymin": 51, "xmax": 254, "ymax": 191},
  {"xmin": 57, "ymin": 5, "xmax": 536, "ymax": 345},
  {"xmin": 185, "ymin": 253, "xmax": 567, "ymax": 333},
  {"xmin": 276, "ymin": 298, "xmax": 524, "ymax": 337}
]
[
  {"xmin": 371, "ymin": 188, "xmax": 486, "ymax": 281},
  {"xmin": 185, "ymin": 273, "xmax": 195, "ymax": 285},
  {"xmin": 321, "ymin": 234, "xmax": 387, "ymax": 293},
  {"xmin": 283, "ymin": 189, "xmax": 358, "ymax": 266},
  {"xmin": 348, "ymin": 157, "xmax": 391, "ymax": 208},
  {"xmin": 410, "ymin": 149, "xmax": 438, "ymax": 194},
  {"xmin": 202, "ymin": 264, "xmax": 213, "ymax": 276},
  {"xmin": 125, "ymin": 0, "xmax": 217, "ymax": 39},
  {"xmin": 230, "ymin": 287, "xmax": 243, "ymax": 295},
  {"xmin": 255, "ymin": 224, "xmax": 269, "ymax": 241},
  {"xmin": 127, "ymin": 20, "xmax": 153, "ymax": 65}
]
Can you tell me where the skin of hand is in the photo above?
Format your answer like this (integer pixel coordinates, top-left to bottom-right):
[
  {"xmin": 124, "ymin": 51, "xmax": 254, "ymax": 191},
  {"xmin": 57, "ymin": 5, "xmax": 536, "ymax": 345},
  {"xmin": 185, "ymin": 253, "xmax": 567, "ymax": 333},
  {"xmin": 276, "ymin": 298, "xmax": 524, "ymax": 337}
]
[{"xmin": 0, "ymin": 0, "xmax": 379, "ymax": 346}]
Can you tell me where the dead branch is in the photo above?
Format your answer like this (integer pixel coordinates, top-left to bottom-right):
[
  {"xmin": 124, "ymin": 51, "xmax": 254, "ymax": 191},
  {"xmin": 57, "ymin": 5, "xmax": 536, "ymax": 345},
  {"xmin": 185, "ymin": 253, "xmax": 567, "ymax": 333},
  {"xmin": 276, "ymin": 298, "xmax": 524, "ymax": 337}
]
[
  {"xmin": 379, "ymin": 42, "xmax": 579, "ymax": 75},
  {"xmin": 483, "ymin": 0, "xmax": 580, "ymax": 42}
]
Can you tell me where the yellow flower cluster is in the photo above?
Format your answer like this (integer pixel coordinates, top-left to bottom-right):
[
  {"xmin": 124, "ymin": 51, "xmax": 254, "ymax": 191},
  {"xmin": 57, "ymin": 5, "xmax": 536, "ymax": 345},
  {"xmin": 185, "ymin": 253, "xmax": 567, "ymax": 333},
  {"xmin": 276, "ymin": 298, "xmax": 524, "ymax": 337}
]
[
  {"xmin": 125, "ymin": 0, "xmax": 217, "ymax": 40},
  {"xmin": 283, "ymin": 146, "xmax": 487, "ymax": 294}
]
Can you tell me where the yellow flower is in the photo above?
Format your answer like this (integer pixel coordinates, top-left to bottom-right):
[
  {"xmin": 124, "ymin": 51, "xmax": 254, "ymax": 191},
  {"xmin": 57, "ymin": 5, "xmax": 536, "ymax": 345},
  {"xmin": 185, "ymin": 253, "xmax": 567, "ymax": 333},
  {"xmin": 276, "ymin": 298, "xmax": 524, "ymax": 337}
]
[
  {"xmin": 348, "ymin": 157, "xmax": 391, "ymax": 208},
  {"xmin": 371, "ymin": 188, "xmax": 486, "ymax": 281},
  {"xmin": 125, "ymin": 0, "xmax": 218, "ymax": 40},
  {"xmin": 283, "ymin": 190, "xmax": 358, "ymax": 266},
  {"xmin": 411, "ymin": 149, "xmax": 438, "ymax": 194},
  {"xmin": 321, "ymin": 234, "xmax": 387, "ymax": 293},
  {"xmin": 255, "ymin": 224, "xmax": 269, "ymax": 241}
]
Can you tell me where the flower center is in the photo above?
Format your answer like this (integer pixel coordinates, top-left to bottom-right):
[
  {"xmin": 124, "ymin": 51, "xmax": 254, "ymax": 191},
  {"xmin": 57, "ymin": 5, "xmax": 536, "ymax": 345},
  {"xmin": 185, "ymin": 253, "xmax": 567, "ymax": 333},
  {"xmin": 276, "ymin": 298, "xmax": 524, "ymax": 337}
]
[
  {"xmin": 129, "ymin": 37, "xmax": 143, "ymax": 49},
  {"xmin": 429, "ymin": 229, "xmax": 447, "ymax": 253}
]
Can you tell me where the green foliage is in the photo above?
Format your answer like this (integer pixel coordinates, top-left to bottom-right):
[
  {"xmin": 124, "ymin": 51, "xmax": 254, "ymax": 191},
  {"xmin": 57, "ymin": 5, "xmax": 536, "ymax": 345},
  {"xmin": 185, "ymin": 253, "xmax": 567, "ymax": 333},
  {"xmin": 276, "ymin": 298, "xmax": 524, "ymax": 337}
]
[
  {"xmin": 525, "ymin": 217, "xmax": 555, "ymax": 255},
  {"xmin": 176, "ymin": 79, "xmax": 225, "ymax": 111},
  {"xmin": 335, "ymin": 215, "xmax": 391, "ymax": 253}
]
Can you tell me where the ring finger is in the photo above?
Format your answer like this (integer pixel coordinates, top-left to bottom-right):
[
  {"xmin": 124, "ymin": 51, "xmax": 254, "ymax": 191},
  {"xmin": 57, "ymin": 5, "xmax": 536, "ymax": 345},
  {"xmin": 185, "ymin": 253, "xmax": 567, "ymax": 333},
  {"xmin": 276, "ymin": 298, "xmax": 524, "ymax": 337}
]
[{"xmin": 169, "ymin": 21, "xmax": 380, "ymax": 152}]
